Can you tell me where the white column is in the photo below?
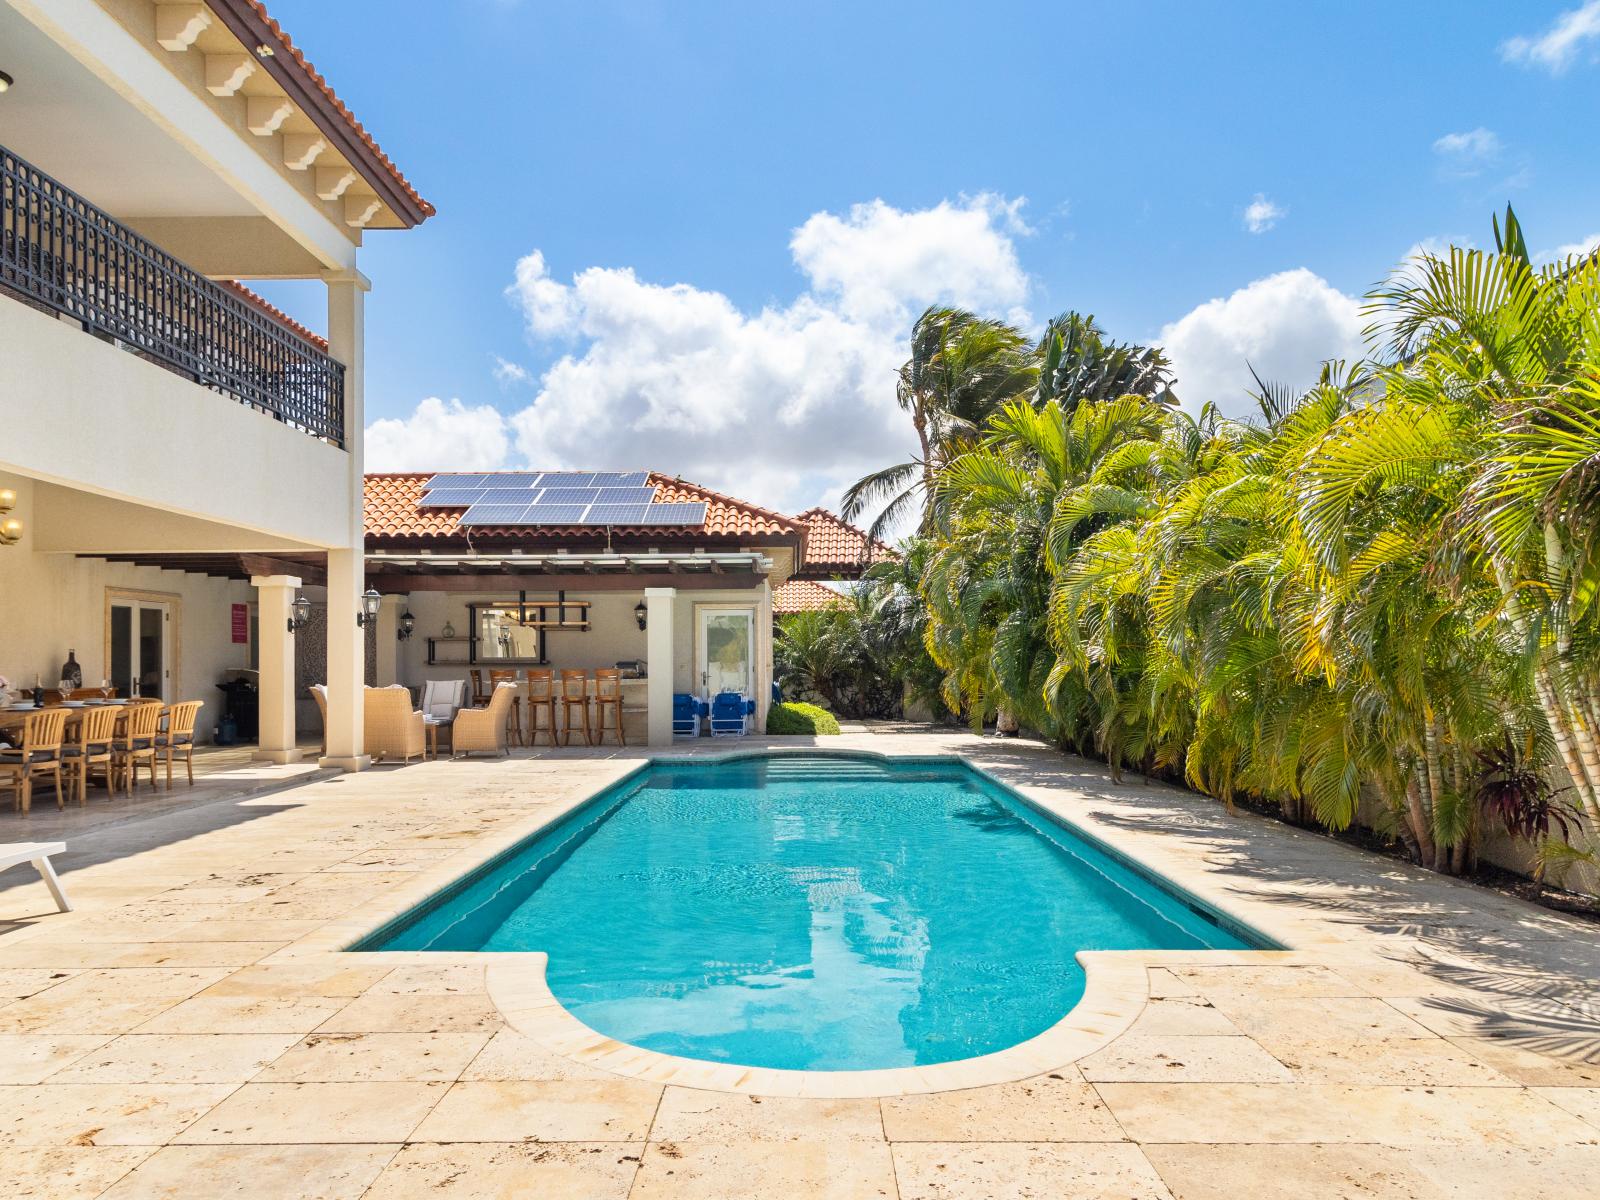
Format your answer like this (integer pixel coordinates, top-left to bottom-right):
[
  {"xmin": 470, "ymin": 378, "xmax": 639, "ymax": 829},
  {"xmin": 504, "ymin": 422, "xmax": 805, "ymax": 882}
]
[
  {"xmin": 645, "ymin": 587, "xmax": 676, "ymax": 748},
  {"xmin": 374, "ymin": 593, "xmax": 405, "ymax": 687},
  {"xmin": 755, "ymin": 579, "xmax": 773, "ymax": 732},
  {"xmin": 251, "ymin": 574, "xmax": 302, "ymax": 764},
  {"xmin": 321, "ymin": 268, "xmax": 371, "ymax": 771}
]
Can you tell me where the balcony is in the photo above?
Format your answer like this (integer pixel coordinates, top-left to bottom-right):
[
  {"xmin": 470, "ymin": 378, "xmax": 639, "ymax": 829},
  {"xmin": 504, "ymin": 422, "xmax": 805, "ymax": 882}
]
[{"xmin": 0, "ymin": 144, "xmax": 345, "ymax": 447}]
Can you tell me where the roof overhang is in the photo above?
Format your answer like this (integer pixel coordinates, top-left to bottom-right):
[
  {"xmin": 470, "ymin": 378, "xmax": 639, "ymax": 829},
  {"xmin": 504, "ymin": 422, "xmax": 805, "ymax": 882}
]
[{"xmin": 365, "ymin": 550, "xmax": 774, "ymax": 593}]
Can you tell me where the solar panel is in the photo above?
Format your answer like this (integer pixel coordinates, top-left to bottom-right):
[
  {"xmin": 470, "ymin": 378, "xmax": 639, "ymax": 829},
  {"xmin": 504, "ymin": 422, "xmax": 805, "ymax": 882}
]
[
  {"xmin": 533, "ymin": 472, "xmax": 596, "ymax": 488},
  {"xmin": 422, "ymin": 473, "xmax": 493, "ymax": 490},
  {"xmin": 582, "ymin": 503, "xmax": 652, "ymax": 525},
  {"xmin": 645, "ymin": 502, "xmax": 708, "ymax": 525},
  {"xmin": 590, "ymin": 471, "xmax": 650, "ymax": 487},
  {"xmin": 418, "ymin": 488, "xmax": 486, "ymax": 507},
  {"xmin": 459, "ymin": 501, "xmax": 534, "ymax": 525},
  {"xmin": 536, "ymin": 487, "xmax": 600, "ymax": 505},
  {"xmin": 477, "ymin": 486, "xmax": 542, "ymax": 501},
  {"xmin": 518, "ymin": 503, "xmax": 590, "ymax": 524},
  {"xmin": 593, "ymin": 486, "xmax": 657, "ymax": 505}
]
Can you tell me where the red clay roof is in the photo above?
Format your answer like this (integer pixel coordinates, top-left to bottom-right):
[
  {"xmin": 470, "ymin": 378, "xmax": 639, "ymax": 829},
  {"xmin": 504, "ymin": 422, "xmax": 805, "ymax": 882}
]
[
  {"xmin": 795, "ymin": 507, "xmax": 897, "ymax": 577},
  {"xmin": 222, "ymin": 280, "xmax": 328, "ymax": 350},
  {"xmin": 210, "ymin": 1, "xmax": 434, "ymax": 224},
  {"xmin": 773, "ymin": 577, "xmax": 849, "ymax": 614},
  {"xmin": 364, "ymin": 473, "xmax": 805, "ymax": 545}
]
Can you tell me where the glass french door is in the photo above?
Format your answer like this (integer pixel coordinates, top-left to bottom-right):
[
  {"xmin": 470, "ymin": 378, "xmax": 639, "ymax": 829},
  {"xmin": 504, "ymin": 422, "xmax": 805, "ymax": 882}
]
[
  {"xmin": 697, "ymin": 607, "xmax": 756, "ymax": 699},
  {"xmin": 109, "ymin": 599, "xmax": 171, "ymax": 700}
]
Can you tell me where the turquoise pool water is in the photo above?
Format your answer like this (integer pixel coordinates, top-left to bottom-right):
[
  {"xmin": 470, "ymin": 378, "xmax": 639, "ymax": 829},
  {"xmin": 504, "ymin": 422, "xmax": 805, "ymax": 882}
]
[{"xmin": 361, "ymin": 753, "xmax": 1256, "ymax": 1070}]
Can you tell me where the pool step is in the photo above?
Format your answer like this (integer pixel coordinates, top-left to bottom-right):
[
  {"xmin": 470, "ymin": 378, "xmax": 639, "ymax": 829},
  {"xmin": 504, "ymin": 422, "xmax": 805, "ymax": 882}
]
[{"xmin": 760, "ymin": 760, "xmax": 900, "ymax": 783}]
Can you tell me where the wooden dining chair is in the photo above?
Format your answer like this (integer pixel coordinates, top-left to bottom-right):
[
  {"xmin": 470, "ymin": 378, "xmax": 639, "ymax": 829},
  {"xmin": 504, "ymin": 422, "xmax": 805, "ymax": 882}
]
[
  {"xmin": 63, "ymin": 704, "xmax": 119, "ymax": 805},
  {"xmin": 487, "ymin": 669, "xmax": 524, "ymax": 746},
  {"xmin": 593, "ymin": 668, "xmax": 627, "ymax": 747},
  {"xmin": 113, "ymin": 702, "xmax": 163, "ymax": 793},
  {"xmin": 469, "ymin": 669, "xmax": 489, "ymax": 706},
  {"xmin": 559, "ymin": 670, "xmax": 593, "ymax": 746},
  {"xmin": 0, "ymin": 708, "xmax": 69, "ymax": 813},
  {"xmin": 158, "ymin": 701, "xmax": 204, "ymax": 788},
  {"xmin": 525, "ymin": 668, "xmax": 558, "ymax": 746}
]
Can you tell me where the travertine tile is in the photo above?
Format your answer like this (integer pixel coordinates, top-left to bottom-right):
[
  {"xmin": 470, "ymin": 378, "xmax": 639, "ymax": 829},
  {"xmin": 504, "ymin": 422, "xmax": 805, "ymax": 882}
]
[
  {"xmin": 316, "ymin": 992, "xmax": 503, "ymax": 1034},
  {"xmin": 1259, "ymin": 1037, "xmax": 1514, "ymax": 1086},
  {"xmin": 362, "ymin": 1141, "xmax": 641, "ymax": 1199},
  {"xmin": 0, "ymin": 1082, "xmax": 233, "ymax": 1146},
  {"xmin": 0, "ymin": 967, "xmax": 82, "ymax": 1000},
  {"xmin": 132, "ymin": 994, "xmax": 347, "ymax": 1035},
  {"xmin": 1079, "ymin": 1035, "xmax": 1293, "ymax": 1083},
  {"xmin": 369, "ymin": 964, "xmax": 486, "ymax": 994},
  {"xmin": 257, "ymin": 1031, "xmax": 493, "ymax": 1082},
  {"xmin": 1095, "ymin": 1082, "xmax": 1600, "ymax": 1146},
  {"xmin": 411, "ymin": 1079, "xmax": 662, "ymax": 1142},
  {"xmin": 1447, "ymin": 1036, "xmax": 1600, "ymax": 1086},
  {"xmin": 97, "ymin": 1143, "xmax": 397, "ymax": 1199},
  {"xmin": 459, "ymin": 1028, "xmax": 622, "ymax": 1082},
  {"xmin": 882, "ymin": 1072, "xmax": 1123, "ymax": 1141},
  {"xmin": 1143, "ymin": 1143, "xmax": 1445, "ymax": 1200},
  {"xmin": 0, "ymin": 940, "xmax": 284, "ymax": 969},
  {"xmin": 51, "ymin": 1033, "xmax": 301, "ymax": 1084},
  {"xmin": 893, "ymin": 1141, "xmax": 1173, "ymax": 1200},
  {"xmin": 197, "ymin": 962, "xmax": 391, "ymax": 999},
  {"xmin": 1205, "ymin": 995, "xmax": 1436, "ymax": 1043},
  {"xmin": 1124, "ymin": 996, "xmax": 1240, "ymax": 1036},
  {"xmin": 651, "ymin": 1087, "xmax": 883, "ymax": 1142},
  {"xmin": 1534, "ymin": 1086, "xmax": 1600, "ymax": 1130},
  {"xmin": 0, "ymin": 967, "xmax": 230, "ymax": 1034},
  {"xmin": 1174, "ymin": 964, "xmax": 1365, "ymax": 999},
  {"xmin": 630, "ymin": 1138, "xmax": 896, "ymax": 1199},
  {"xmin": 10, "ymin": 1146, "xmax": 155, "ymax": 1199},
  {"xmin": 174, "ymin": 1081, "xmax": 447, "ymax": 1144},
  {"xmin": 0, "ymin": 1034, "xmax": 114, "ymax": 1084}
]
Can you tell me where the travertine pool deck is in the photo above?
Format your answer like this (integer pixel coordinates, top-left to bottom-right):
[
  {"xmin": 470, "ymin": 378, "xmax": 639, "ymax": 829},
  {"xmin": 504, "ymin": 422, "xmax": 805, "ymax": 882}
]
[{"xmin": 1, "ymin": 731, "xmax": 1597, "ymax": 1198}]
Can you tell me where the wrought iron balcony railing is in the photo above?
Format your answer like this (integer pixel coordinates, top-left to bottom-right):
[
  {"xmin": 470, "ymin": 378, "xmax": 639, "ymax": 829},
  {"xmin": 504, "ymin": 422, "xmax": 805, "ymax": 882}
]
[{"xmin": 0, "ymin": 145, "xmax": 345, "ymax": 447}]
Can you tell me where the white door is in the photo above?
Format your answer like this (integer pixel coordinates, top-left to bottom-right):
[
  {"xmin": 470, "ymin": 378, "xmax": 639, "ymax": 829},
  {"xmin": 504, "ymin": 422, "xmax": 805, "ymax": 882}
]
[
  {"xmin": 697, "ymin": 607, "xmax": 756, "ymax": 699},
  {"xmin": 109, "ymin": 600, "xmax": 172, "ymax": 700}
]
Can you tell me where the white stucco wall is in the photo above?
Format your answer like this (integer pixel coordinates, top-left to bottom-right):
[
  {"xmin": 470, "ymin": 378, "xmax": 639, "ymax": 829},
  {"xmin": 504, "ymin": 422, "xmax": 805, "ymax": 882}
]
[
  {"xmin": 0, "ymin": 480, "xmax": 253, "ymax": 741},
  {"xmin": 0, "ymin": 300, "xmax": 353, "ymax": 550}
]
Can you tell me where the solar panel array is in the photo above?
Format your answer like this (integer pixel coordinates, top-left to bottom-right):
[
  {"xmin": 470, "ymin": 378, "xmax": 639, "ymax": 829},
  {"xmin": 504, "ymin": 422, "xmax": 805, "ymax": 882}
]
[{"xmin": 417, "ymin": 472, "xmax": 707, "ymax": 527}]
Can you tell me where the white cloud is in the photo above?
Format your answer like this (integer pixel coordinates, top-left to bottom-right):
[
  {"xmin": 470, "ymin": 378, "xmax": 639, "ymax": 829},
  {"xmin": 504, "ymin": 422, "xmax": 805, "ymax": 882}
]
[
  {"xmin": 365, "ymin": 397, "xmax": 510, "ymax": 471},
  {"xmin": 1242, "ymin": 194, "xmax": 1285, "ymax": 234},
  {"xmin": 492, "ymin": 355, "xmax": 531, "ymax": 386},
  {"xmin": 1548, "ymin": 232, "xmax": 1600, "ymax": 261},
  {"xmin": 367, "ymin": 195, "xmax": 1034, "ymax": 514},
  {"xmin": 1158, "ymin": 269, "xmax": 1366, "ymax": 421},
  {"xmin": 1431, "ymin": 128, "xmax": 1501, "ymax": 176},
  {"xmin": 1502, "ymin": 1, "xmax": 1600, "ymax": 73}
]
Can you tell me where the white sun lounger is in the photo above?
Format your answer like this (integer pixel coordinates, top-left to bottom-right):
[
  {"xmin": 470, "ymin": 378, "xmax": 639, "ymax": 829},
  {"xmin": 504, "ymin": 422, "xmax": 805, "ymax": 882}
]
[{"xmin": 1, "ymin": 842, "xmax": 72, "ymax": 912}]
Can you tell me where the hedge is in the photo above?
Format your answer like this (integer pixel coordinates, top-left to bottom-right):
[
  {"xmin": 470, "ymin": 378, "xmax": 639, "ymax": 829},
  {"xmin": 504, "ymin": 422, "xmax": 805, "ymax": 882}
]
[{"xmin": 766, "ymin": 702, "xmax": 841, "ymax": 736}]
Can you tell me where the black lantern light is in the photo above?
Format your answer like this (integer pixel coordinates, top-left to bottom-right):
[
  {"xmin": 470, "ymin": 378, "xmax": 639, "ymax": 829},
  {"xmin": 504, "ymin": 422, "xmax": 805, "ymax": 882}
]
[
  {"xmin": 356, "ymin": 588, "xmax": 382, "ymax": 627},
  {"xmin": 397, "ymin": 610, "xmax": 416, "ymax": 641},
  {"xmin": 634, "ymin": 599, "xmax": 648, "ymax": 631},
  {"xmin": 288, "ymin": 594, "xmax": 312, "ymax": 633}
]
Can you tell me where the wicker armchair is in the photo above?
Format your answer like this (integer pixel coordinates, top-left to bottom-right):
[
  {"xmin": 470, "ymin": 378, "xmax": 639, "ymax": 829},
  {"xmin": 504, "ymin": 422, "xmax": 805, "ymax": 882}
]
[
  {"xmin": 363, "ymin": 686, "xmax": 425, "ymax": 765},
  {"xmin": 452, "ymin": 682, "xmax": 518, "ymax": 757}
]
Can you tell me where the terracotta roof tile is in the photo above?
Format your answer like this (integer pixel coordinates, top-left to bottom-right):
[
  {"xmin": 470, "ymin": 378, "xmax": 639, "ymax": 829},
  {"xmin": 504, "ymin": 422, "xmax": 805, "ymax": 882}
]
[
  {"xmin": 773, "ymin": 577, "xmax": 849, "ymax": 614},
  {"xmin": 222, "ymin": 280, "xmax": 328, "ymax": 350},
  {"xmin": 220, "ymin": 2, "xmax": 434, "ymax": 222},
  {"xmin": 794, "ymin": 507, "xmax": 897, "ymax": 577},
  {"xmin": 364, "ymin": 473, "xmax": 804, "ymax": 544}
]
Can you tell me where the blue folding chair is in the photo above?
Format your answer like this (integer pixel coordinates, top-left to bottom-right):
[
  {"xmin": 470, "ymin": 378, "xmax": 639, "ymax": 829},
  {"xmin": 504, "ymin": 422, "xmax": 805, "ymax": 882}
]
[
  {"xmin": 672, "ymin": 693, "xmax": 707, "ymax": 737},
  {"xmin": 709, "ymin": 692, "xmax": 755, "ymax": 737}
]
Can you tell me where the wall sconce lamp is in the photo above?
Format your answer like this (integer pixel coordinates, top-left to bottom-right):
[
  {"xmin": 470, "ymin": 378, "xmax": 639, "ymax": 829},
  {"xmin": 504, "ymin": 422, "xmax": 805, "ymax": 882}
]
[
  {"xmin": 288, "ymin": 594, "xmax": 312, "ymax": 633},
  {"xmin": 397, "ymin": 610, "xmax": 416, "ymax": 641},
  {"xmin": 356, "ymin": 588, "xmax": 382, "ymax": 628},
  {"xmin": 0, "ymin": 488, "xmax": 20, "ymax": 546},
  {"xmin": 0, "ymin": 70, "xmax": 14, "ymax": 94},
  {"xmin": 634, "ymin": 599, "xmax": 648, "ymax": 631}
]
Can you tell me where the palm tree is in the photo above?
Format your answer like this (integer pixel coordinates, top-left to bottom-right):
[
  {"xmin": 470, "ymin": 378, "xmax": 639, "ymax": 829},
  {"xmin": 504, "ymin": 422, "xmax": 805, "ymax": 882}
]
[
  {"xmin": 1034, "ymin": 312, "xmax": 1178, "ymax": 413},
  {"xmin": 842, "ymin": 307, "xmax": 1034, "ymax": 544}
]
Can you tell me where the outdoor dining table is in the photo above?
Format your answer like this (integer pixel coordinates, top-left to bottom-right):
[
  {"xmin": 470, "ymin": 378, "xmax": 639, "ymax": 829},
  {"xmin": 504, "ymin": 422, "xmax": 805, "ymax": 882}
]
[{"xmin": 0, "ymin": 702, "xmax": 157, "ymax": 744}]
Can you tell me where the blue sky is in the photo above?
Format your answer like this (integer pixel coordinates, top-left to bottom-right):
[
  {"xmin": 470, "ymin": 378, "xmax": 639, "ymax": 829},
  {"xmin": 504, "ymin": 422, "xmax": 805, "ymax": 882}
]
[{"xmin": 256, "ymin": 0, "xmax": 1600, "ymax": 515}]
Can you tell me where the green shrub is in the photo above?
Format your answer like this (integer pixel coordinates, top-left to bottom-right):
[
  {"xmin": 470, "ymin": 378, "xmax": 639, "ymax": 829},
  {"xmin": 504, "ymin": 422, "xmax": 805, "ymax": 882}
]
[{"xmin": 766, "ymin": 702, "xmax": 841, "ymax": 736}]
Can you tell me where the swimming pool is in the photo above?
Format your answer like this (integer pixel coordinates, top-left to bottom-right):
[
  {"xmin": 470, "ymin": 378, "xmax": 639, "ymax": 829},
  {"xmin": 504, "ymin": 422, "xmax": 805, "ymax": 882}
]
[{"xmin": 359, "ymin": 752, "xmax": 1261, "ymax": 1071}]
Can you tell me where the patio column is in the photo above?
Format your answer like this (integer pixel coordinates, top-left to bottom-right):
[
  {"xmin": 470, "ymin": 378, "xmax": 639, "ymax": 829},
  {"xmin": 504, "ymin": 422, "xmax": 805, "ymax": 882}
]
[
  {"xmin": 645, "ymin": 586, "xmax": 675, "ymax": 747},
  {"xmin": 373, "ymin": 593, "xmax": 406, "ymax": 687},
  {"xmin": 251, "ymin": 574, "xmax": 302, "ymax": 764},
  {"xmin": 321, "ymin": 267, "xmax": 370, "ymax": 771}
]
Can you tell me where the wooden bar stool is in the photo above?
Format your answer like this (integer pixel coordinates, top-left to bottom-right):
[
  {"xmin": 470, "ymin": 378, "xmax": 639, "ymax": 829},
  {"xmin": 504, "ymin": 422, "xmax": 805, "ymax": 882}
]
[
  {"xmin": 64, "ymin": 704, "xmax": 119, "ymax": 804},
  {"xmin": 469, "ymin": 669, "xmax": 489, "ymax": 706},
  {"xmin": 559, "ymin": 670, "xmax": 593, "ymax": 746},
  {"xmin": 593, "ymin": 668, "xmax": 626, "ymax": 747},
  {"xmin": 0, "ymin": 708, "xmax": 68, "ymax": 813},
  {"xmin": 487, "ymin": 669, "xmax": 524, "ymax": 746},
  {"xmin": 525, "ymin": 668, "xmax": 558, "ymax": 746}
]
